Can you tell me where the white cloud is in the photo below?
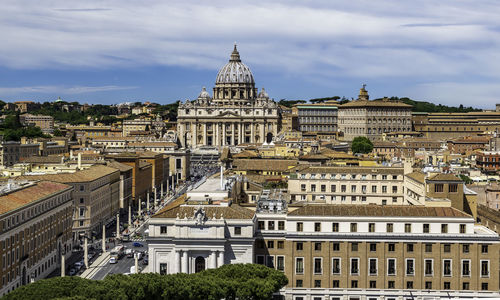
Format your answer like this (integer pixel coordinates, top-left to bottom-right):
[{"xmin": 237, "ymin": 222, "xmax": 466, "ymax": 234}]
[{"xmin": 0, "ymin": 85, "xmax": 137, "ymax": 95}]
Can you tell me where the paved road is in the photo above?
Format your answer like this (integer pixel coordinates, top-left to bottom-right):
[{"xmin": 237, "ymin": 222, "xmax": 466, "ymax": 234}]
[{"xmin": 91, "ymin": 241, "xmax": 149, "ymax": 280}]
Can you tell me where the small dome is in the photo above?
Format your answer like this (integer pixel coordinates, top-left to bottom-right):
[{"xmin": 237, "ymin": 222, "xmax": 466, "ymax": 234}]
[
  {"xmin": 197, "ymin": 87, "xmax": 211, "ymax": 99},
  {"xmin": 215, "ymin": 45, "xmax": 255, "ymax": 85},
  {"xmin": 258, "ymin": 88, "xmax": 269, "ymax": 99}
]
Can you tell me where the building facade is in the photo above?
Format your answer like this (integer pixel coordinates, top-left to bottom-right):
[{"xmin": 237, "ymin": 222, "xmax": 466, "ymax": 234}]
[
  {"xmin": 177, "ymin": 45, "xmax": 280, "ymax": 148},
  {"xmin": 0, "ymin": 180, "xmax": 73, "ymax": 296},
  {"xmin": 294, "ymin": 101, "xmax": 339, "ymax": 133},
  {"xmin": 19, "ymin": 114, "xmax": 54, "ymax": 134},
  {"xmin": 338, "ymin": 86, "xmax": 412, "ymax": 141}
]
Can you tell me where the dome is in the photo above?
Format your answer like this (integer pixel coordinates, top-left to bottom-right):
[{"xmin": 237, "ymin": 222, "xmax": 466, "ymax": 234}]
[
  {"xmin": 257, "ymin": 88, "xmax": 269, "ymax": 99},
  {"xmin": 215, "ymin": 45, "xmax": 255, "ymax": 84},
  {"xmin": 198, "ymin": 87, "xmax": 211, "ymax": 99}
]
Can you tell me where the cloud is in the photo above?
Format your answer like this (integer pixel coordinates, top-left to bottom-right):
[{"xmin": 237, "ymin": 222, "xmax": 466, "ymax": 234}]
[{"xmin": 0, "ymin": 85, "xmax": 137, "ymax": 95}]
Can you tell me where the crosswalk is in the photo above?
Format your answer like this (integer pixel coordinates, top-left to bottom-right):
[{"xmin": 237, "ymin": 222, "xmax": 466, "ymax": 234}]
[{"xmin": 131, "ymin": 237, "xmax": 145, "ymax": 242}]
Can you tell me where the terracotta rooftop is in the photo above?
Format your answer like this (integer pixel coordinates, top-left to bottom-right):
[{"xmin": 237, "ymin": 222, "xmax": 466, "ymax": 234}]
[
  {"xmin": 16, "ymin": 165, "xmax": 119, "ymax": 183},
  {"xmin": 427, "ymin": 173, "xmax": 463, "ymax": 182},
  {"xmin": 153, "ymin": 202, "xmax": 255, "ymax": 220},
  {"xmin": 406, "ymin": 171, "xmax": 426, "ymax": 184},
  {"xmin": 288, "ymin": 204, "xmax": 471, "ymax": 218},
  {"xmin": 106, "ymin": 160, "xmax": 133, "ymax": 172},
  {"xmin": 129, "ymin": 142, "xmax": 177, "ymax": 147},
  {"xmin": 233, "ymin": 159, "xmax": 298, "ymax": 172},
  {"xmin": 0, "ymin": 181, "xmax": 71, "ymax": 215},
  {"xmin": 21, "ymin": 156, "xmax": 62, "ymax": 164},
  {"xmin": 233, "ymin": 150, "xmax": 259, "ymax": 159},
  {"xmin": 296, "ymin": 165, "xmax": 404, "ymax": 175}
]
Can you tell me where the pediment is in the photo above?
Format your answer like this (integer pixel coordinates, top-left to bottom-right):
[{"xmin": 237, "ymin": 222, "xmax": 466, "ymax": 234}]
[{"xmin": 217, "ymin": 111, "xmax": 239, "ymax": 117}]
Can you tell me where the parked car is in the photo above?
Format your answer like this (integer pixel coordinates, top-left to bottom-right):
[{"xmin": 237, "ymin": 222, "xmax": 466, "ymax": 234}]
[
  {"xmin": 74, "ymin": 262, "xmax": 84, "ymax": 270},
  {"xmin": 68, "ymin": 268, "xmax": 77, "ymax": 276},
  {"xmin": 142, "ymin": 257, "xmax": 148, "ymax": 265},
  {"xmin": 125, "ymin": 249, "xmax": 134, "ymax": 258},
  {"xmin": 133, "ymin": 242, "xmax": 143, "ymax": 247},
  {"xmin": 109, "ymin": 257, "xmax": 117, "ymax": 264}
]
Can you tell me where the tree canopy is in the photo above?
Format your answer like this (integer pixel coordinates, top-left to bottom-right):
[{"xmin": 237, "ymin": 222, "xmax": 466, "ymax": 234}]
[
  {"xmin": 351, "ymin": 136, "xmax": 373, "ymax": 154},
  {"xmin": 3, "ymin": 264, "xmax": 288, "ymax": 300}
]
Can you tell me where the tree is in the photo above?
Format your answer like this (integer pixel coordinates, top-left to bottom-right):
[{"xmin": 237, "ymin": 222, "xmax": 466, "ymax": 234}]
[
  {"xmin": 52, "ymin": 129, "xmax": 64, "ymax": 137},
  {"xmin": 351, "ymin": 136, "xmax": 373, "ymax": 154}
]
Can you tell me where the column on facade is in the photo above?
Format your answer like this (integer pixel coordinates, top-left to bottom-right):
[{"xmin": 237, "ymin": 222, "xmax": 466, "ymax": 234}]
[
  {"xmin": 260, "ymin": 123, "xmax": 265, "ymax": 143},
  {"xmin": 181, "ymin": 250, "xmax": 188, "ymax": 273},
  {"xmin": 222, "ymin": 122, "xmax": 226, "ymax": 146},
  {"xmin": 203, "ymin": 123, "xmax": 207, "ymax": 146},
  {"xmin": 239, "ymin": 122, "xmax": 243, "ymax": 144},
  {"xmin": 209, "ymin": 252, "xmax": 217, "ymax": 269},
  {"xmin": 175, "ymin": 250, "xmax": 181, "ymax": 273},
  {"xmin": 250, "ymin": 122, "xmax": 254, "ymax": 143},
  {"xmin": 215, "ymin": 122, "xmax": 219, "ymax": 146},
  {"xmin": 231, "ymin": 123, "xmax": 235, "ymax": 145},
  {"xmin": 193, "ymin": 122, "xmax": 197, "ymax": 148},
  {"xmin": 217, "ymin": 250, "xmax": 225, "ymax": 267}
]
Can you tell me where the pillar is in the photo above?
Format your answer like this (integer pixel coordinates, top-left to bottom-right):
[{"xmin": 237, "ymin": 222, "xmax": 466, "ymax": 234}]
[
  {"xmin": 260, "ymin": 123, "xmax": 265, "ymax": 143},
  {"xmin": 61, "ymin": 254, "xmax": 65, "ymax": 277},
  {"xmin": 154, "ymin": 187, "xmax": 157, "ymax": 210},
  {"xmin": 84, "ymin": 237, "xmax": 88, "ymax": 268},
  {"xmin": 116, "ymin": 213, "xmax": 120, "ymax": 239},
  {"xmin": 146, "ymin": 192, "xmax": 150, "ymax": 211},
  {"xmin": 231, "ymin": 123, "xmax": 235, "ymax": 145},
  {"xmin": 135, "ymin": 253, "xmax": 139, "ymax": 274},
  {"xmin": 181, "ymin": 250, "xmax": 188, "ymax": 273},
  {"xmin": 222, "ymin": 122, "xmax": 226, "ymax": 146},
  {"xmin": 215, "ymin": 122, "xmax": 219, "ymax": 146},
  {"xmin": 161, "ymin": 183, "xmax": 164, "ymax": 198},
  {"xmin": 128, "ymin": 204, "xmax": 132, "ymax": 227},
  {"xmin": 175, "ymin": 250, "xmax": 181, "ymax": 273},
  {"xmin": 193, "ymin": 122, "xmax": 198, "ymax": 148},
  {"xmin": 209, "ymin": 252, "xmax": 217, "ymax": 269},
  {"xmin": 203, "ymin": 123, "xmax": 207, "ymax": 146},
  {"xmin": 251, "ymin": 123, "xmax": 254, "ymax": 143},
  {"xmin": 217, "ymin": 250, "xmax": 225, "ymax": 267},
  {"xmin": 102, "ymin": 224, "xmax": 106, "ymax": 252},
  {"xmin": 138, "ymin": 197, "xmax": 142, "ymax": 216}
]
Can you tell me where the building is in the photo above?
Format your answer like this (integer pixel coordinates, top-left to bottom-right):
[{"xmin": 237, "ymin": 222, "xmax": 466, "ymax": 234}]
[
  {"xmin": 177, "ymin": 45, "xmax": 280, "ymax": 148},
  {"xmin": 19, "ymin": 114, "xmax": 54, "ymax": 134},
  {"xmin": 0, "ymin": 141, "xmax": 39, "ymax": 167},
  {"xmin": 476, "ymin": 151, "xmax": 500, "ymax": 173},
  {"xmin": 17, "ymin": 165, "xmax": 120, "ymax": 241},
  {"xmin": 122, "ymin": 119, "xmax": 152, "ymax": 137},
  {"xmin": 293, "ymin": 101, "xmax": 339, "ymax": 133},
  {"xmin": 288, "ymin": 166, "xmax": 405, "ymax": 204},
  {"xmin": 66, "ymin": 124, "xmax": 121, "ymax": 139},
  {"xmin": 447, "ymin": 137, "xmax": 489, "ymax": 154},
  {"xmin": 338, "ymin": 85, "xmax": 412, "ymax": 141},
  {"xmin": 106, "ymin": 161, "xmax": 133, "ymax": 210},
  {"xmin": 13, "ymin": 101, "xmax": 38, "ymax": 113},
  {"xmin": 0, "ymin": 180, "xmax": 73, "ymax": 296}
]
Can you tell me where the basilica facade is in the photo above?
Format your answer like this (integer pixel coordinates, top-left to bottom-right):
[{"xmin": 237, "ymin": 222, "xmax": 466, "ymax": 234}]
[{"xmin": 177, "ymin": 45, "xmax": 280, "ymax": 149}]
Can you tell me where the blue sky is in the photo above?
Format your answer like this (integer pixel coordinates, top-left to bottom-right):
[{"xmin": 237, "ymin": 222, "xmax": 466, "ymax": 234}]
[{"xmin": 1, "ymin": 0, "xmax": 500, "ymax": 108}]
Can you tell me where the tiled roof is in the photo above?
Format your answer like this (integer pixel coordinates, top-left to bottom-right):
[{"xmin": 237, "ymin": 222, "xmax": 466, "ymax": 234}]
[
  {"xmin": 232, "ymin": 150, "xmax": 259, "ymax": 158},
  {"xmin": 106, "ymin": 161, "xmax": 133, "ymax": 172},
  {"xmin": 296, "ymin": 166, "xmax": 404, "ymax": 175},
  {"xmin": 427, "ymin": 173, "xmax": 462, "ymax": 182},
  {"xmin": 288, "ymin": 204, "xmax": 471, "ymax": 218},
  {"xmin": 406, "ymin": 171, "xmax": 426, "ymax": 184},
  {"xmin": 129, "ymin": 142, "xmax": 177, "ymax": 147},
  {"xmin": 340, "ymin": 100, "xmax": 412, "ymax": 108},
  {"xmin": 233, "ymin": 159, "xmax": 298, "ymax": 172},
  {"xmin": 21, "ymin": 156, "xmax": 62, "ymax": 164},
  {"xmin": 0, "ymin": 181, "xmax": 71, "ymax": 215},
  {"xmin": 16, "ymin": 165, "xmax": 119, "ymax": 183},
  {"xmin": 153, "ymin": 203, "xmax": 255, "ymax": 219}
]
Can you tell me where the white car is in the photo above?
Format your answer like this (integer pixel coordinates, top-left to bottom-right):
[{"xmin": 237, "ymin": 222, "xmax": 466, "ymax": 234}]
[{"xmin": 109, "ymin": 257, "xmax": 117, "ymax": 264}]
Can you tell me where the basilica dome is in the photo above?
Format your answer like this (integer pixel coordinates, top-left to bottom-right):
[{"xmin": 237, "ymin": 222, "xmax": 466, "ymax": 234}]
[{"xmin": 215, "ymin": 45, "xmax": 254, "ymax": 85}]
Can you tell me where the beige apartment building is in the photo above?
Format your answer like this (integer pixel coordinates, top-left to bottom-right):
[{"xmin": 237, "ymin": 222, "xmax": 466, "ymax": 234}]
[
  {"xmin": 288, "ymin": 166, "xmax": 405, "ymax": 205},
  {"xmin": 177, "ymin": 45, "xmax": 280, "ymax": 148},
  {"xmin": 338, "ymin": 86, "xmax": 412, "ymax": 141},
  {"xmin": 122, "ymin": 119, "xmax": 152, "ymax": 137},
  {"xmin": 19, "ymin": 114, "xmax": 54, "ymax": 134},
  {"xmin": 18, "ymin": 165, "xmax": 120, "ymax": 240},
  {"xmin": 0, "ymin": 180, "xmax": 73, "ymax": 296}
]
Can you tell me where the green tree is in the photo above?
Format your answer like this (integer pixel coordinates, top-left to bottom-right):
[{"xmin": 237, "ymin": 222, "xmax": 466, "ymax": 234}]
[
  {"xmin": 52, "ymin": 129, "xmax": 64, "ymax": 137},
  {"xmin": 351, "ymin": 136, "xmax": 373, "ymax": 154}
]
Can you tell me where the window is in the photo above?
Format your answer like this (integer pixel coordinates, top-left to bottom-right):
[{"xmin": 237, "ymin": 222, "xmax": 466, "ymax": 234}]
[
  {"xmin": 351, "ymin": 243, "xmax": 358, "ymax": 251},
  {"xmin": 341, "ymin": 185, "xmax": 346, "ymax": 192},
  {"xmin": 443, "ymin": 259, "xmax": 452, "ymax": 276},
  {"xmin": 295, "ymin": 258, "xmax": 304, "ymax": 274},
  {"xmin": 159, "ymin": 263, "xmax": 168, "ymax": 275},
  {"xmin": 369, "ymin": 223, "xmax": 375, "ymax": 232},
  {"xmin": 311, "ymin": 184, "xmax": 316, "ymax": 192},
  {"xmin": 382, "ymin": 186, "xmax": 387, "ymax": 193},
  {"xmin": 425, "ymin": 281, "xmax": 432, "ymax": 289},
  {"xmin": 404, "ymin": 223, "xmax": 411, "ymax": 233},
  {"xmin": 296, "ymin": 222, "xmax": 303, "ymax": 232},
  {"xmin": 351, "ymin": 185, "xmax": 356, "ymax": 193},
  {"xmin": 79, "ymin": 185, "xmax": 84, "ymax": 191},
  {"xmin": 350, "ymin": 223, "xmax": 357, "ymax": 232},
  {"xmin": 443, "ymin": 244, "xmax": 450, "ymax": 253},
  {"xmin": 332, "ymin": 258, "xmax": 341, "ymax": 274},
  {"xmin": 330, "ymin": 184, "xmax": 336, "ymax": 192},
  {"xmin": 314, "ymin": 280, "xmax": 321, "ymax": 288},
  {"xmin": 424, "ymin": 259, "xmax": 433, "ymax": 276},
  {"xmin": 277, "ymin": 241, "xmax": 284, "ymax": 249},
  {"xmin": 387, "ymin": 259, "xmax": 396, "ymax": 275},
  {"xmin": 351, "ymin": 280, "xmax": 358, "ymax": 288},
  {"xmin": 386, "ymin": 223, "xmax": 393, "ymax": 232},
  {"xmin": 267, "ymin": 241, "xmax": 274, "ymax": 249},
  {"xmin": 300, "ymin": 184, "xmax": 306, "ymax": 192},
  {"xmin": 382, "ymin": 175, "xmax": 388, "ymax": 180},
  {"xmin": 160, "ymin": 226, "xmax": 167, "ymax": 234},
  {"xmin": 441, "ymin": 224, "xmax": 448, "ymax": 233},
  {"xmin": 434, "ymin": 184, "xmax": 444, "ymax": 193},
  {"xmin": 425, "ymin": 243, "xmax": 432, "ymax": 253},
  {"xmin": 462, "ymin": 282, "xmax": 469, "ymax": 290},
  {"xmin": 372, "ymin": 186, "xmax": 377, "ymax": 193},
  {"xmin": 460, "ymin": 224, "xmax": 466, "ymax": 233},
  {"xmin": 392, "ymin": 186, "xmax": 397, "ymax": 193},
  {"xmin": 482, "ymin": 283, "xmax": 488, "ymax": 290},
  {"xmin": 406, "ymin": 259, "xmax": 415, "ymax": 276},
  {"xmin": 79, "ymin": 198, "xmax": 84, "ymax": 204},
  {"xmin": 332, "ymin": 280, "xmax": 339, "ymax": 288},
  {"xmin": 481, "ymin": 244, "xmax": 488, "ymax": 253},
  {"xmin": 321, "ymin": 185, "xmax": 326, "ymax": 192},
  {"xmin": 388, "ymin": 243, "xmax": 395, "ymax": 252},
  {"xmin": 388, "ymin": 281, "xmax": 395, "ymax": 289},
  {"xmin": 449, "ymin": 184, "xmax": 458, "ymax": 193},
  {"xmin": 462, "ymin": 260, "xmax": 470, "ymax": 276},
  {"xmin": 314, "ymin": 258, "xmax": 322, "ymax": 274},
  {"xmin": 277, "ymin": 256, "xmax": 284, "ymax": 271},
  {"xmin": 481, "ymin": 260, "xmax": 489, "ymax": 277},
  {"xmin": 463, "ymin": 244, "xmax": 470, "ymax": 253},
  {"xmin": 268, "ymin": 221, "xmax": 275, "ymax": 230},
  {"xmin": 296, "ymin": 279, "xmax": 303, "ymax": 287},
  {"xmin": 350, "ymin": 258, "xmax": 359, "ymax": 275},
  {"xmin": 258, "ymin": 221, "xmax": 265, "ymax": 230},
  {"xmin": 234, "ymin": 227, "xmax": 241, "ymax": 235},
  {"xmin": 79, "ymin": 207, "xmax": 85, "ymax": 217},
  {"xmin": 406, "ymin": 243, "xmax": 414, "ymax": 252},
  {"xmin": 314, "ymin": 222, "xmax": 321, "ymax": 232},
  {"xmin": 296, "ymin": 242, "xmax": 303, "ymax": 251},
  {"xmin": 406, "ymin": 281, "xmax": 413, "ymax": 289},
  {"xmin": 443, "ymin": 282, "xmax": 450, "ymax": 290},
  {"xmin": 332, "ymin": 242, "xmax": 340, "ymax": 251},
  {"xmin": 266, "ymin": 256, "xmax": 275, "ymax": 268},
  {"xmin": 278, "ymin": 221, "xmax": 285, "ymax": 230},
  {"xmin": 369, "ymin": 243, "xmax": 377, "ymax": 252},
  {"xmin": 332, "ymin": 223, "xmax": 339, "ymax": 232},
  {"xmin": 314, "ymin": 242, "xmax": 322, "ymax": 251},
  {"xmin": 369, "ymin": 258, "xmax": 377, "ymax": 275},
  {"xmin": 369, "ymin": 280, "xmax": 377, "ymax": 288},
  {"xmin": 423, "ymin": 223, "xmax": 430, "ymax": 233}
]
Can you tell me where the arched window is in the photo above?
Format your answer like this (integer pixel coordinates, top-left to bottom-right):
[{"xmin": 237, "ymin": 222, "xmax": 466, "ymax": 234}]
[{"xmin": 195, "ymin": 256, "xmax": 205, "ymax": 273}]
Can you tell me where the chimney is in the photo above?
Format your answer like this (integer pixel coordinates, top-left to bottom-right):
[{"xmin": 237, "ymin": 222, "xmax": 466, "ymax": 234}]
[{"xmin": 78, "ymin": 153, "xmax": 82, "ymax": 169}]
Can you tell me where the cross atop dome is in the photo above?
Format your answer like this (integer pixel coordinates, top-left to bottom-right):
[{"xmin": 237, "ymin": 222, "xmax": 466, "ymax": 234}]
[{"xmin": 230, "ymin": 43, "xmax": 241, "ymax": 62}]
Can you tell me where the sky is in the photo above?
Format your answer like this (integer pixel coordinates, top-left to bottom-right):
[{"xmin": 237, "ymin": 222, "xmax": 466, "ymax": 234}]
[{"xmin": 1, "ymin": 0, "xmax": 500, "ymax": 108}]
